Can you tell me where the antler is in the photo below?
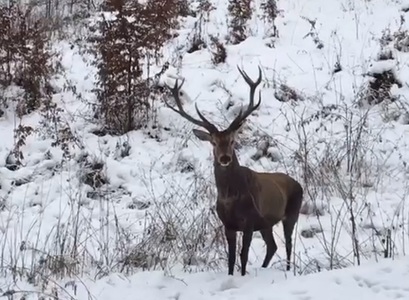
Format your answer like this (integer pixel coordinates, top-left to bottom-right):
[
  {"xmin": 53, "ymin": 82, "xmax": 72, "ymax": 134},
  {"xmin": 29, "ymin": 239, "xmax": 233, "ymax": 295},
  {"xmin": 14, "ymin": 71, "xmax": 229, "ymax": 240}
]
[
  {"xmin": 226, "ymin": 66, "xmax": 262, "ymax": 132},
  {"xmin": 163, "ymin": 79, "xmax": 219, "ymax": 133}
]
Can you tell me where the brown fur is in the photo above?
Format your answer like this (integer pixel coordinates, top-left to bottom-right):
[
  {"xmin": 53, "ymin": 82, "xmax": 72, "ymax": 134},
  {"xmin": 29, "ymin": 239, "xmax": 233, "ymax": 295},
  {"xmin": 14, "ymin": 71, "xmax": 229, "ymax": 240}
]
[{"xmin": 164, "ymin": 66, "xmax": 303, "ymax": 276}]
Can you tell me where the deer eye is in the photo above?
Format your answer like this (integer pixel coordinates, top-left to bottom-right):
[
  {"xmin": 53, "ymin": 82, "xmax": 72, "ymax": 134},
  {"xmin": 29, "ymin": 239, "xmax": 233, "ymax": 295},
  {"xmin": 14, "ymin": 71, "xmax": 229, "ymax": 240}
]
[{"xmin": 230, "ymin": 139, "xmax": 234, "ymax": 145}]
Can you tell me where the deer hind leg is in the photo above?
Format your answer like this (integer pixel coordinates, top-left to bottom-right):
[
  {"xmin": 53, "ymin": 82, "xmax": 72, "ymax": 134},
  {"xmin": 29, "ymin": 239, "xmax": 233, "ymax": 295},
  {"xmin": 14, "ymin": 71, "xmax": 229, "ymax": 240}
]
[
  {"xmin": 282, "ymin": 184, "xmax": 303, "ymax": 271},
  {"xmin": 260, "ymin": 228, "xmax": 277, "ymax": 268},
  {"xmin": 282, "ymin": 217, "xmax": 298, "ymax": 271}
]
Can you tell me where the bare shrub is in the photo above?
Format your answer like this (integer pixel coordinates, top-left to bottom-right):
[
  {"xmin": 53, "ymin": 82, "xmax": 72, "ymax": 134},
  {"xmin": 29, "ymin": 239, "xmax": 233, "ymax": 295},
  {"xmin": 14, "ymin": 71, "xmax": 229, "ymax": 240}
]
[
  {"xmin": 301, "ymin": 16, "xmax": 324, "ymax": 49},
  {"xmin": 120, "ymin": 170, "xmax": 226, "ymax": 274},
  {"xmin": 289, "ymin": 94, "xmax": 409, "ymax": 274}
]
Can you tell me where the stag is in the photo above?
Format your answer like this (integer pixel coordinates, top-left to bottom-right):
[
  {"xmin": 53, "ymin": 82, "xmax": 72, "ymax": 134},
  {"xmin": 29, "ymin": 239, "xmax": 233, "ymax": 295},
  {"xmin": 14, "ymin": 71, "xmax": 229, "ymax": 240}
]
[{"xmin": 163, "ymin": 67, "xmax": 303, "ymax": 276}]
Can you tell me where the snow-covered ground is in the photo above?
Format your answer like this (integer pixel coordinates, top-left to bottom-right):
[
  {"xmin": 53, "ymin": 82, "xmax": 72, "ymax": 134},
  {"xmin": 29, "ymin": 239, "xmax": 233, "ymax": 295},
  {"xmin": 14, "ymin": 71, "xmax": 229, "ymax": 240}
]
[
  {"xmin": 55, "ymin": 257, "xmax": 409, "ymax": 300},
  {"xmin": 2, "ymin": 0, "xmax": 409, "ymax": 298},
  {"xmin": 2, "ymin": 256, "xmax": 409, "ymax": 299}
]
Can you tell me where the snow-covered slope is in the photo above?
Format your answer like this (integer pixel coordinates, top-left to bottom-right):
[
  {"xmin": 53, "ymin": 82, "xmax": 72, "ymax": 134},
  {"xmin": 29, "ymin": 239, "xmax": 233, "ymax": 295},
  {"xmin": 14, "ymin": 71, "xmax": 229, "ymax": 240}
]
[{"xmin": 1, "ymin": 0, "xmax": 409, "ymax": 297}]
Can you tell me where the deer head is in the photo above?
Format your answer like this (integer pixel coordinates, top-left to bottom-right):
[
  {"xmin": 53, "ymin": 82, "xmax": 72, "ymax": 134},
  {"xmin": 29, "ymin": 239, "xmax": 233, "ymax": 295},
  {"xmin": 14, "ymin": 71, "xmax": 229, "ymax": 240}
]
[{"xmin": 164, "ymin": 66, "xmax": 262, "ymax": 167}]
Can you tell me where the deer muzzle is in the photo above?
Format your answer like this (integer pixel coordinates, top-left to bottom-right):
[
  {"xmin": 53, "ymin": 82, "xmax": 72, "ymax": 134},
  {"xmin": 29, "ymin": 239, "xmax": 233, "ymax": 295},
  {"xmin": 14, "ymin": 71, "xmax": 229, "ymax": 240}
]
[{"xmin": 219, "ymin": 155, "xmax": 232, "ymax": 166}]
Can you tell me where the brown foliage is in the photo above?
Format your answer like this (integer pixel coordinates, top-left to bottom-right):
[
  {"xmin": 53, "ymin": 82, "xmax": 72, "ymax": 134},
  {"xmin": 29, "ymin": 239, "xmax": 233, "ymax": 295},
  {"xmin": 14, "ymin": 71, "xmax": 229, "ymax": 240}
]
[
  {"xmin": 90, "ymin": 0, "xmax": 183, "ymax": 135},
  {"xmin": 0, "ymin": 3, "xmax": 56, "ymax": 116}
]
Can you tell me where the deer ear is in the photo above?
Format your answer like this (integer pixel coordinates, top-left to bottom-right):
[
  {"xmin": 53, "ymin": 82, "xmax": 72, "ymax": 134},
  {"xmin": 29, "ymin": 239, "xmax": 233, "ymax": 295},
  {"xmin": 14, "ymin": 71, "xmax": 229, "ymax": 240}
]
[{"xmin": 192, "ymin": 129, "xmax": 212, "ymax": 142}]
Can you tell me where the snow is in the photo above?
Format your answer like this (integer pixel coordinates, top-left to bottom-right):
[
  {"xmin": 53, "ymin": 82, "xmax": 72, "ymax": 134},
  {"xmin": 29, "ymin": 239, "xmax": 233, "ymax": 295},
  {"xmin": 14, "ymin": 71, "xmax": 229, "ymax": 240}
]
[{"xmin": 1, "ymin": 0, "xmax": 409, "ymax": 298}]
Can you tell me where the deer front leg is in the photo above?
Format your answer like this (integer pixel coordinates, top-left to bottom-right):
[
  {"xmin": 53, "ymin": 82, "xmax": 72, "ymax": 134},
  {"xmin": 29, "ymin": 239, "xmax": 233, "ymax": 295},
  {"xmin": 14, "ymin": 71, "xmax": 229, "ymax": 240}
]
[
  {"xmin": 240, "ymin": 228, "xmax": 253, "ymax": 276},
  {"xmin": 225, "ymin": 227, "xmax": 237, "ymax": 275}
]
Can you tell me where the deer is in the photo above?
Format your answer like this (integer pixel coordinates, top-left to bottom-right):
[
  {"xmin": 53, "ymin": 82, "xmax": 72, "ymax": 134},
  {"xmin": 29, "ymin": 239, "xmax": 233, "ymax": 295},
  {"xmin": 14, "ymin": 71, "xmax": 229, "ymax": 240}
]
[{"xmin": 163, "ymin": 66, "xmax": 303, "ymax": 276}]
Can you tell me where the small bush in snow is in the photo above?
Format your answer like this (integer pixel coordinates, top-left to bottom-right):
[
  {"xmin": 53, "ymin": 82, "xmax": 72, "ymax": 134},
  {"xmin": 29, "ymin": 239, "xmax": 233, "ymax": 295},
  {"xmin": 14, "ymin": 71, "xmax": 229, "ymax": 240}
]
[
  {"xmin": 7, "ymin": 124, "xmax": 34, "ymax": 170},
  {"xmin": 210, "ymin": 35, "xmax": 227, "ymax": 65},
  {"xmin": 84, "ymin": 166, "xmax": 107, "ymax": 189},
  {"xmin": 377, "ymin": 49, "xmax": 394, "ymax": 61},
  {"xmin": 274, "ymin": 84, "xmax": 304, "ymax": 102},
  {"xmin": 39, "ymin": 98, "xmax": 79, "ymax": 160},
  {"xmin": 380, "ymin": 21, "xmax": 409, "ymax": 53},
  {"xmin": 78, "ymin": 154, "xmax": 108, "ymax": 190},
  {"xmin": 361, "ymin": 64, "xmax": 402, "ymax": 106},
  {"xmin": 300, "ymin": 225, "xmax": 324, "ymax": 238},
  {"xmin": 393, "ymin": 30, "xmax": 409, "ymax": 52},
  {"xmin": 114, "ymin": 140, "xmax": 131, "ymax": 159},
  {"xmin": 250, "ymin": 135, "xmax": 282, "ymax": 162}
]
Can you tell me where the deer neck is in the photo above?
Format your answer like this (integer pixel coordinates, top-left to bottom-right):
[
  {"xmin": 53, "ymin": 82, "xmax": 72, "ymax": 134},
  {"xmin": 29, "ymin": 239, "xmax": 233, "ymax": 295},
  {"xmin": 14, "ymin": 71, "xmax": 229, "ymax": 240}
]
[{"xmin": 213, "ymin": 151, "xmax": 245, "ymax": 198}]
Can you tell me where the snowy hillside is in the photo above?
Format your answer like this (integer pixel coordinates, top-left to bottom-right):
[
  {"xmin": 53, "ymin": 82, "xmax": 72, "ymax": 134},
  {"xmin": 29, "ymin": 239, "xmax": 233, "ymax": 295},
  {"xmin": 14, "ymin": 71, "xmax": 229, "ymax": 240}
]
[{"xmin": 1, "ymin": 0, "xmax": 409, "ymax": 298}]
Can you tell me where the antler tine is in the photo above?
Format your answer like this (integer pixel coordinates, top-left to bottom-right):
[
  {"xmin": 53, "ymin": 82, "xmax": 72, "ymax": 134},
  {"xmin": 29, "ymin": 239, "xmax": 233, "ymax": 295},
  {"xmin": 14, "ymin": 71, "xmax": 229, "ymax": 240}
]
[
  {"xmin": 194, "ymin": 103, "xmax": 218, "ymax": 132},
  {"xmin": 163, "ymin": 79, "xmax": 218, "ymax": 133},
  {"xmin": 227, "ymin": 66, "xmax": 263, "ymax": 131}
]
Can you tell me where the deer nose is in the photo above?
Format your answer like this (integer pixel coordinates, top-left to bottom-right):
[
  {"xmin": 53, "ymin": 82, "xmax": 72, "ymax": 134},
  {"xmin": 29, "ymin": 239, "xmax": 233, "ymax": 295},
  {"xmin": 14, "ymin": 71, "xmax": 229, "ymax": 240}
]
[{"xmin": 219, "ymin": 155, "xmax": 232, "ymax": 166}]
